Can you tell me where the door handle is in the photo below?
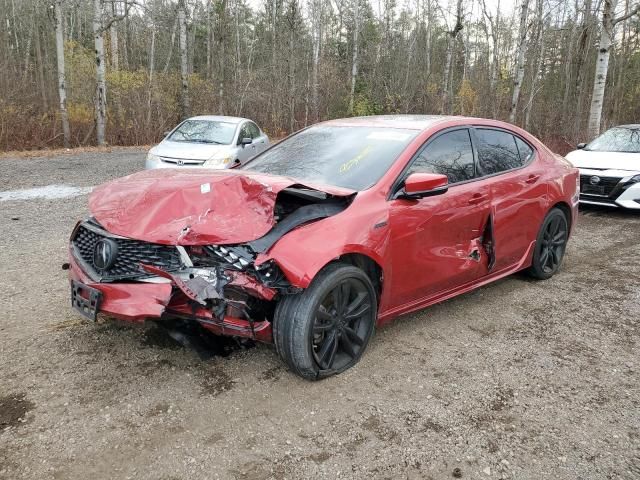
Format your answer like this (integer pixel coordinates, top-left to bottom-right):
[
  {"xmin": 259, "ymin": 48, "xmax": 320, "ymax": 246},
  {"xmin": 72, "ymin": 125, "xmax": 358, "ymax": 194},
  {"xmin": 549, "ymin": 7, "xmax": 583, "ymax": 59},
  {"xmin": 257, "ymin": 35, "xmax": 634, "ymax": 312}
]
[
  {"xmin": 468, "ymin": 193, "xmax": 488, "ymax": 205},
  {"xmin": 525, "ymin": 174, "xmax": 540, "ymax": 184}
]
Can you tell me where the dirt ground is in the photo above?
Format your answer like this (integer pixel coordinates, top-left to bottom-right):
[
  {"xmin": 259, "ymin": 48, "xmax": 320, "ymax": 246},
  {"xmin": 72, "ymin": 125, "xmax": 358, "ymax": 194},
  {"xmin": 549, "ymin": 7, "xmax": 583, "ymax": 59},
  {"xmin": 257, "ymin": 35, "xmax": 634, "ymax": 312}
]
[{"xmin": 1, "ymin": 149, "xmax": 639, "ymax": 480}]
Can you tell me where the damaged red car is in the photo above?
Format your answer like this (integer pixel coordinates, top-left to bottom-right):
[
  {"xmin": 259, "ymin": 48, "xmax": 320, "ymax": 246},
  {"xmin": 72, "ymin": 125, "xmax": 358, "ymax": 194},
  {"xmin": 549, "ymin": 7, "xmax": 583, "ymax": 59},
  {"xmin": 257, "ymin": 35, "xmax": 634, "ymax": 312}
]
[{"xmin": 68, "ymin": 115, "xmax": 579, "ymax": 380}]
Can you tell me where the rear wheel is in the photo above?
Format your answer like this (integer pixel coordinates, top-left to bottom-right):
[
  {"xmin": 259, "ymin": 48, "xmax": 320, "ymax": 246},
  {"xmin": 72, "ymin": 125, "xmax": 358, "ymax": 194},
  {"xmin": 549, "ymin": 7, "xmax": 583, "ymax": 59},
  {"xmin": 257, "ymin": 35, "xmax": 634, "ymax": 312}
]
[
  {"xmin": 273, "ymin": 263, "xmax": 376, "ymax": 380},
  {"xmin": 527, "ymin": 208, "xmax": 569, "ymax": 280}
]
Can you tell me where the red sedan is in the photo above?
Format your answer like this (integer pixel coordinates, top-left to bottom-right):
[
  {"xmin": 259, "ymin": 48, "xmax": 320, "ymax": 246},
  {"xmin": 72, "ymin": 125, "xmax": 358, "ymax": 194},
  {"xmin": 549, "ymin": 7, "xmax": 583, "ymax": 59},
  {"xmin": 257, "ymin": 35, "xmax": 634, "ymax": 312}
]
[{"xmin": 68, "ymin": 115, "xmax": 579, "ymax": 380}]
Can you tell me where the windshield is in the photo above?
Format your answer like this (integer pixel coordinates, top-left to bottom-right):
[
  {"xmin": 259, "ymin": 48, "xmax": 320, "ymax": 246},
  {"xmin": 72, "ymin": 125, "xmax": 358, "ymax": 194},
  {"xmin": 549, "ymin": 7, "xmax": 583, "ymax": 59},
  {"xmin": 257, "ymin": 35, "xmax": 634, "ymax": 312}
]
[
  {"xmin": 243, "ymin": 126, "xmax": 418, "ymax": 190},
  {"xmin": 168, "ymin": 120, "xmax": 237, "ymax": 145},
  {"xmin": 586, "ymin": 127, "xmax": 640, "ymax": 153}
]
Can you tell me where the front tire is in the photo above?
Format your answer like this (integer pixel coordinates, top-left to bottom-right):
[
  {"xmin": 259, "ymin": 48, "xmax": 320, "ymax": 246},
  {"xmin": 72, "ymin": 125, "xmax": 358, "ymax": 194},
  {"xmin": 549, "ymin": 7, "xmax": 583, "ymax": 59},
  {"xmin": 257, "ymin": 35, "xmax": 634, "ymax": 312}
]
[
  {"xmin": 527, "ymin": 208, "xmax": 569, "ymax": 280},
  {"xmin": 273, "ymin": 263, "xmax": 377, "ymax": 380}
]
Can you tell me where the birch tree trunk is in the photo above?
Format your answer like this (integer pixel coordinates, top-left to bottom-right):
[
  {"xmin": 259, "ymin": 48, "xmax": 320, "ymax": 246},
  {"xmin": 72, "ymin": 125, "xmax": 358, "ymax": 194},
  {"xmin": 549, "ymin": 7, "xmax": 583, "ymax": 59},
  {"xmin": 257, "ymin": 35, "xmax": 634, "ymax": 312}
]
[
  {"xmin": 586, "ymin": 0, "xmax": 639, "ymax": 137},
  {"xmin": 218, "ymin": 0, "xmax": 228, "ymax": 115},
  {"xmin": 509, "ymin": 0, "xmax": 530, "ymax": 124},
  {"xmin": 55, "ymin": 0, "xmax": 71, "ymax": 148},
  {"xmin": 587, "ymin": 0, "xmax": 615, "ymax": 137},
  {"xmin": 310, "ymin": 0, "xmax": 321, "ymax": 122},
  {"xmin": 178, "ymin": 0, "xmax": 190, "ymax": 119},
  {"xmin": 93, "ymin": 0, "xmax": 107, "ymax": 145},
  {"xmin": 348, "ymin": 0, "xmax": 359, "ymax": 115}
]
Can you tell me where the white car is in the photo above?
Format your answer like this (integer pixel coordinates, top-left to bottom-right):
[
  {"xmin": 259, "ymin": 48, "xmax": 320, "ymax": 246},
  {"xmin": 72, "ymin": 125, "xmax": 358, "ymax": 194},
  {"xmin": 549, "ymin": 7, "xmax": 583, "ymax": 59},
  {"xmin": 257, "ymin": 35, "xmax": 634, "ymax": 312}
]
[
  {"xmin": 145, "ymin": 116, "xmax": 270, "ymax": 170},
  {"xmin": 566, "ymin": 125, "xmax": 640, "ymax": 210}
]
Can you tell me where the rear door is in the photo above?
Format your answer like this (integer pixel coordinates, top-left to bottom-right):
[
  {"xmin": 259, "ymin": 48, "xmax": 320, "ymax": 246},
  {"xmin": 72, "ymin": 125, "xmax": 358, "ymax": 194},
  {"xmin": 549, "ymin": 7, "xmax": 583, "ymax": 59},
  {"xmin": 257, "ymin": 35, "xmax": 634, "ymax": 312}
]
[
  {"xmin": 249, "ymin": 122, "xmax": 269, "ymax": 154},
  {"xmin": 235, "ymin": 123, "xmax": 254, "ymax": 164},
  {"xmin": 472, "ymin": 128, "xmax": 548, "ymax": 270},
  {"xmin": 387, "ymin": 128, "xmax": 493, "ymax": 308}
]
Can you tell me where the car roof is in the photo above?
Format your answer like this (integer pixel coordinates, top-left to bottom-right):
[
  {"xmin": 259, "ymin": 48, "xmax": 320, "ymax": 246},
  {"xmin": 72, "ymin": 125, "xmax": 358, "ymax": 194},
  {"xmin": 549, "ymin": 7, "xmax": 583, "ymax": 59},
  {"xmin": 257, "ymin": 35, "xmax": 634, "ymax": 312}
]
[
  {"xmin": 614, "ymin": 124, "xmax": 640, "ymax": 130},
  {"xmin": 321, "ymin": 115, "xmax": 461, "ymax": 131},
  {"xmin": 185, "ymin": 115, "xmax": 248, "ymax": 124}
]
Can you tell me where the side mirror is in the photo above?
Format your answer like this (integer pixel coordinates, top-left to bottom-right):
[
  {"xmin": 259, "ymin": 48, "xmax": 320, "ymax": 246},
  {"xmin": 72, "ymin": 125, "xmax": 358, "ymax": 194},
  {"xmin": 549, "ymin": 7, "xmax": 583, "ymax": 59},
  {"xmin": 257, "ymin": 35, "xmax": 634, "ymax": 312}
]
[
  {"xmin": 396, "ymin": 173, "xmax": 449, "ymax": 200},
  {"xmin": 240, "ymin": 137, "xmax": 253, "ymax": 146},
  {"xmin": 163, "ymin": 131, "xmax": 171, "ymax": 137},
  {"xmin": 577, "ymin": 142, "xmax": 587, "ymax": 149}
]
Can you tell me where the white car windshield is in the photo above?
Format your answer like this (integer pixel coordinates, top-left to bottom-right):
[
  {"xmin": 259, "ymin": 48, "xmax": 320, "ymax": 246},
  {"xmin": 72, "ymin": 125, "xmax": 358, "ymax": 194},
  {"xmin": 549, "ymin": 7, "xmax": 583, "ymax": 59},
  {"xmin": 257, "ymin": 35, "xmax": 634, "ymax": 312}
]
[
  {"xmin": 168, "ymin": 120, "xmax": 237, "ymax": 145},
  {"xmin": 586, "ymin": 127, "xmax": 640, "ymax": 153}
]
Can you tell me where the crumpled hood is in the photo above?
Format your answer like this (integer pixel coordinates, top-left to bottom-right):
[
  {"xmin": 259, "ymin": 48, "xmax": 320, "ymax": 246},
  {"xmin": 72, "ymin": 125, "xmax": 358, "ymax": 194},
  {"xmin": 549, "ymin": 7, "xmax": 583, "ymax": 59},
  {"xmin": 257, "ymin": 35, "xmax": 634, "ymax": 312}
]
[
  {"xmin": 89, "ymin": 169, "xmax": 353, "ymax": 245},
  {"xmin": 151, "ymin": 141, "xmax": 233, "ymax": 161},
  {"xmin": 566, "ymin": 149, "xmax": 640, "ymax": 172}
]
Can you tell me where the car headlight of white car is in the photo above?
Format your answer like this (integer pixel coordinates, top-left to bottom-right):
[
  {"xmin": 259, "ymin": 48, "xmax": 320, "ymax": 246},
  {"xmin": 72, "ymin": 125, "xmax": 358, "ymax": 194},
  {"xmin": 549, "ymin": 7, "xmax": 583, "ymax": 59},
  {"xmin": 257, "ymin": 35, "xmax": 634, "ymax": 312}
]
[
  {"xmin": 147, "ymin": 152, "xmax": 161, "ymax": 163},
  {"xmin": 204, "ymin": 155, "xmax": 233, "ymax": 168}
]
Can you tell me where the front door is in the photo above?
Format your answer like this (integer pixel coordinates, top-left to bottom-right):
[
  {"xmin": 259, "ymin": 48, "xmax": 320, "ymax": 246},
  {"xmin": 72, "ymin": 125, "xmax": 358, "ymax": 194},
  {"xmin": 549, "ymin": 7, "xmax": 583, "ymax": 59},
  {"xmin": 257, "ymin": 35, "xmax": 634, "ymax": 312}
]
[{"xmin": 387, "ymin": 128, "xmax": 493, "ymax": 309}]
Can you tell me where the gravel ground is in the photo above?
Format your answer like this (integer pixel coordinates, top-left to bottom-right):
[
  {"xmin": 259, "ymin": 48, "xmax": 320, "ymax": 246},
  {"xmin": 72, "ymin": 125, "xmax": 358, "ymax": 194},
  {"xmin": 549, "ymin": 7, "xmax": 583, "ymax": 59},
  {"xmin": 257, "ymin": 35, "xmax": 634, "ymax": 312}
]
[{"xmin": 1, "ymin": 150, "xmax": 639, "ymax": 480}]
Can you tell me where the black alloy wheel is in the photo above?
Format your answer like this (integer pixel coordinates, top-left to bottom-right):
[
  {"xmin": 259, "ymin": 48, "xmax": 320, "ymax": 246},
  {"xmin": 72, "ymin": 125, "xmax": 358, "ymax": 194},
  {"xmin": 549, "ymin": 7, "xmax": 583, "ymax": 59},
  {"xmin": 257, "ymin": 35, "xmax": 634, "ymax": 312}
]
[
  {"xmin": 528, "ymin": 208, "xmax": 569, "ymax": 280},
  {"xmin": 311, "ymin": 277, "xmax": 372, "ymax": 371},
  {"xmin": 273, "ymin": 263, "xmax": 377, "ymax": 380}
]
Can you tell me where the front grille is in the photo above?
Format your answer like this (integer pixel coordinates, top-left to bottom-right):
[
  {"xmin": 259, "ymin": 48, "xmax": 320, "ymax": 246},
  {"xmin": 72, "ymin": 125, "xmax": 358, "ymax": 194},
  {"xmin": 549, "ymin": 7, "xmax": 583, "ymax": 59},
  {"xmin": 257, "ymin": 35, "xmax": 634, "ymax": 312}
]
[
  {"xmin": 579, "ymin": 175, "xmax": 621, "ymax": 197},
  {"xmin": 160, "ymin": 156, "xmax": 205, "ymax": 166},
  {"xmin": 72, "ymin": 223, "xmax": 182, "ymax": 281}
]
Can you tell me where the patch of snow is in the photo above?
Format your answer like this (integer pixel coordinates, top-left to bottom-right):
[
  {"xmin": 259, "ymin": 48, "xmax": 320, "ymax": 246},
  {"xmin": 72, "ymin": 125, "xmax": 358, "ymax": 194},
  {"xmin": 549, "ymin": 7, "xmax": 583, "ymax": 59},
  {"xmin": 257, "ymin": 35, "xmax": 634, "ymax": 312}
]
[{"xmin": 0, "ymin": 184, "xmax": 93, "ymax": 202}]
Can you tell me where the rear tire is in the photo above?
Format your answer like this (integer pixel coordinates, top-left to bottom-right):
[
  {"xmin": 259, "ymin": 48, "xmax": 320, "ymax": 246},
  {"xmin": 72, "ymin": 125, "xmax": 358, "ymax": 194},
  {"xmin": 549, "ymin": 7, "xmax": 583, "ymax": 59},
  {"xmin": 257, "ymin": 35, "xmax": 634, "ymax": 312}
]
[
  {"xmin": 273, "ymin": 263, "xmax": 377, "ymax": 380},
  {"xmin": 527, "ymin": 208, "xmax": 569, "ymax": 280}
]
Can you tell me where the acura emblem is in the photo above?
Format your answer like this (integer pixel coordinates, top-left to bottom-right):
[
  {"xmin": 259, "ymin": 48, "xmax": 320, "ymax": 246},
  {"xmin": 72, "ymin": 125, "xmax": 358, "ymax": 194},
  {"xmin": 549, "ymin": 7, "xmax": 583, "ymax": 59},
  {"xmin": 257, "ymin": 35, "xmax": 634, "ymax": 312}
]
[
  {"xmin": 93, "ymin": 239, "xmax": 118, "ymax": 271},
  {"xmin": 590, "ymin": 175, "xmax": 601, "ymax": 185}
]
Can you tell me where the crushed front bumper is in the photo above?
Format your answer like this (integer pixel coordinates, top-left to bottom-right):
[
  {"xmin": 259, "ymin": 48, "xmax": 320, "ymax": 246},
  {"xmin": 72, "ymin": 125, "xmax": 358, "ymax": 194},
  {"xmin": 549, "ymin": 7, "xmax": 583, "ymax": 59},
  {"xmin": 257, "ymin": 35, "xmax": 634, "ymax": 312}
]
[{"xmin": 67, "ymin": 252, "xmax": 274, "ymax": 343}]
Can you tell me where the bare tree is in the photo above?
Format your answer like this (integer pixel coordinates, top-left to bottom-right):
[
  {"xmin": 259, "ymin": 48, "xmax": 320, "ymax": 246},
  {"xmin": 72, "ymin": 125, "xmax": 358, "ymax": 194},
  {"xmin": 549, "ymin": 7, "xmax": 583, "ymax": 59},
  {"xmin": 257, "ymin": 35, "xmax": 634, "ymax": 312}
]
[
  {"xmin": 110, "ymin": 1, "xmax": 119, "ymax": 70},
  {"xmin": 524, "ymin": 0, "xmax": 545, "ymax": 130},
  {"xmin": 480, "ymin": 0, "xmax": 500, "ymax": 114},
  {"xmin": 347, "ymin": 0, "xmax": 359, "ymax": 115},
  {"xmin": 178, "ymin": 0, "xmax": 190, "ymax": 119},
  {"xmin": 54, "ymin": 0, "xmax": 70, "ymax": 147},
  {"xmin": 509, "ymin": 0, "xmax": 530, "ymax": 123},
  {"xmin": 587, "ymin": 0, "xmax": 640, "ymax": 137},
  {"xmin": 441, "ymin": 0, "xmax": 463, "ymax": 115},
  {"xmin": 310, "ymin": 0, "xmax": 323, "ymax": 122},
  {"xmin": 93, "ymin": 0, "xmax": 107, "ymax": 145},
  {"xmin": 4, "ymin": 0, "xmax": 640, "ymax": 152}
]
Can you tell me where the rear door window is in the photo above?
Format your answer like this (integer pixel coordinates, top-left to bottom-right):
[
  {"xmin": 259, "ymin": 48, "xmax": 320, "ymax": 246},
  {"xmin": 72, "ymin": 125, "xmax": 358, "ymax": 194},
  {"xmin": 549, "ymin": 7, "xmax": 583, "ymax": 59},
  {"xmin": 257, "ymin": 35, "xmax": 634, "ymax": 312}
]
[
  {"xmin": 407, "ymin": 129, "xmax": 475, "ymax": 184},
  {"xmin": 515, "ymin": 136, "xmax": 534, "ymax": 163},
  {"xmin": 475, "ymin": 129, "xmax": 523, "ymax": 175},
  {"xmin": 247, "ymin": 122, "xmax": 261, "ymax": 138}
]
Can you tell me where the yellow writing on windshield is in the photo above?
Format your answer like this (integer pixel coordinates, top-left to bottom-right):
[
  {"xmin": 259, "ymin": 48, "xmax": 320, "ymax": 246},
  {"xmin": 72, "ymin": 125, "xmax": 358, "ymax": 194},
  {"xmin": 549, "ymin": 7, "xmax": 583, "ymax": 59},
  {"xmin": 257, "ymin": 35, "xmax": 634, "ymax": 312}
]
[{"xmin": 339, "ymin": 145, "xmax": 373, "ymax": 173}]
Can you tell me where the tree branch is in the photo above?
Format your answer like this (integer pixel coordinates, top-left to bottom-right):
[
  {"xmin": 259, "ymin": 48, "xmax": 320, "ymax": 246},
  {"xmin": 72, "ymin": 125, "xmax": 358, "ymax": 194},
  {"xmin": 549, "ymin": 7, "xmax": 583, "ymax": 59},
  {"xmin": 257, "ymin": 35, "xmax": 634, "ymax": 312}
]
[{"xmin": 613, "ymin": 3, "xmax": 640, "ymax": 25}]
